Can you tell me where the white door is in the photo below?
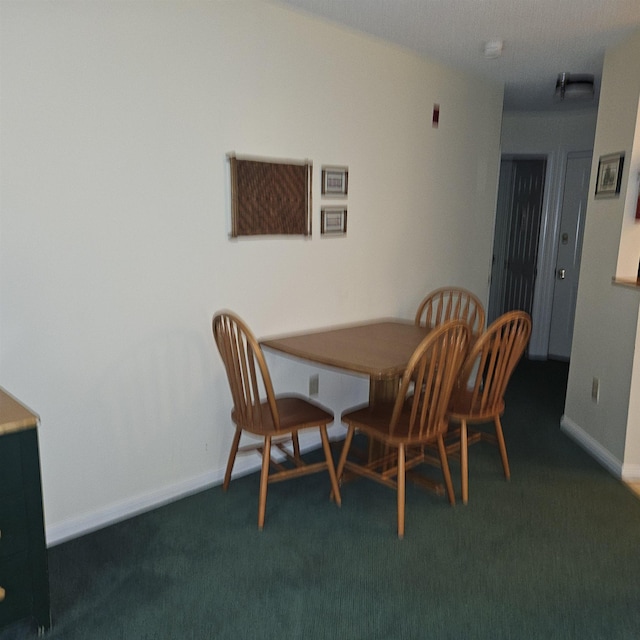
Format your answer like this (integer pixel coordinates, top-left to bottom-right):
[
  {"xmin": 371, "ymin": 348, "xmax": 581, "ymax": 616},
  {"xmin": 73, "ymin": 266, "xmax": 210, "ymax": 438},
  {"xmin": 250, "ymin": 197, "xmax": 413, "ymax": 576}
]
[{"xmin": 547, "ymin": 152, "xmax": 591, "ymax": 360}]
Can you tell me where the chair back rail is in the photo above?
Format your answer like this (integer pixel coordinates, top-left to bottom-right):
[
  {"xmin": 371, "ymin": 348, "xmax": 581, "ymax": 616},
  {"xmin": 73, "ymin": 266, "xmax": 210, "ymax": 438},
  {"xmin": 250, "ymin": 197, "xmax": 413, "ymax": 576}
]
[
  {"xmin": 213, "ymin": 311, "xmax": 279, "ymax": 430},
  {"xmin": 390, "ymin": 319, "xmax": 471, "ymax": 441},
  {"xmin": 415, "ymin": 287, "xmax": 485, "ymax": 337},
  {"xmin": 455, "ymin": 310, "xmax": 531, "ymax": 417}
]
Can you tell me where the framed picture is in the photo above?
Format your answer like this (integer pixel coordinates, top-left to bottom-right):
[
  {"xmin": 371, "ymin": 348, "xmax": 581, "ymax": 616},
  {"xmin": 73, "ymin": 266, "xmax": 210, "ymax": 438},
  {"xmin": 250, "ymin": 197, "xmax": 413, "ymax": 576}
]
[
  {"xmin": 321, "ymin": 207, "xmax": 347, "ymax": 235},
  {"xmin": 321, "ymin": 166, "xmax": 348, "ymax": 197},
  {"xmin": 595, "ymin": 152, "xmax": 624, "ymax": 198}
]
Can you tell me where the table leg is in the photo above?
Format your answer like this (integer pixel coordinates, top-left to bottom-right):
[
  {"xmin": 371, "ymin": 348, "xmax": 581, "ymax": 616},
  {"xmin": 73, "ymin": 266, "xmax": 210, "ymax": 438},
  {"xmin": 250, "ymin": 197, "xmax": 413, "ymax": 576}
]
[
  {"xmin": 369, "ymin": 376, "xmax": 400, "ymax": 404},
  {"xmin": 368, "ymin": 376, "xmax": 400, "ymax": 463}
]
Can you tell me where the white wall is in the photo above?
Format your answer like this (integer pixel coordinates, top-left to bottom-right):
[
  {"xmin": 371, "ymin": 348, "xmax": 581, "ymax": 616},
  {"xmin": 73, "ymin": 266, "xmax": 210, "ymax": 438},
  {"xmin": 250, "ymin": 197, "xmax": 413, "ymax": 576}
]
[
  {"xmin": 499, "ymin": 110, "xmax": 597, "ymax": 357},
  {"xmin": 0, "ymin": 1, "xmax": 503, "ymax": 544},
  {"xmin": 563, "ymin": 29, "xmax": 640, "ymax": 480},
  {"xmin": 501, "ymin": 111, "xmax": 598, "ymax": 153},
  {"xmin": 616, "ymin": 99, "xmax": 640, "ymax": 278}
]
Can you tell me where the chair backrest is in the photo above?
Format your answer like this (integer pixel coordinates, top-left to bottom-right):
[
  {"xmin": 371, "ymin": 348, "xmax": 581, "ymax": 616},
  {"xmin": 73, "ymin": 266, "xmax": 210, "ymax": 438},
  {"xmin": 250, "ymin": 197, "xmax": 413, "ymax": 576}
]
[
  {"xmin": 212, "ymin": 311, "xmax": 280, "ymax": 430},
  {"xmin": 389, "ymin": 319, "xmax": 470, "ymax": 441},
  {"xmin": 415, "ymin": 287, "xmax": 485, "ymax": 337},
  {"xmin": 452, "ymin": 310, "xmax": 531, "ymax": 417}
]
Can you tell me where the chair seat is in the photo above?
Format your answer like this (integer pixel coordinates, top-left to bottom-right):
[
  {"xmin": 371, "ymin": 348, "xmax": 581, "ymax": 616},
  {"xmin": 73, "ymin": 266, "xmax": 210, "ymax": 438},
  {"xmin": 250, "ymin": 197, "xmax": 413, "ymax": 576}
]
[
  {"xmin": 232, "ymin": 395, "xmax": 333, "ymax": 435},
  {"xmin": 274, "ymin": 396, "xmax": 334, "ymax": 431},
  {"xmin": 448, "ymin": 388, "xmax": 505, "ymax": 423},
  {"xmin": 343, "ymin": 402, "xmax": 448, "ymax": 446}
]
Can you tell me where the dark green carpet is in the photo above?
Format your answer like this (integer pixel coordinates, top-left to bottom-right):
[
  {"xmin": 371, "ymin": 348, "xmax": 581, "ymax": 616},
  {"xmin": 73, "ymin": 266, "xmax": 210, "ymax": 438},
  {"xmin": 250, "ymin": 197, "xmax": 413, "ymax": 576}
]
[{"xmin": 4, "ymin": 359, "xmax": 640, "ymax": 639}]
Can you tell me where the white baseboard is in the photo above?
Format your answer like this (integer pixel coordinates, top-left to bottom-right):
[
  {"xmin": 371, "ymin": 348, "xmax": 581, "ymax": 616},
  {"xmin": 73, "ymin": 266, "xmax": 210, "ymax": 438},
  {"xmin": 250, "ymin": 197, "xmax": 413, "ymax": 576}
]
[
  {"xmin": 621, "ymin": 462, "xmax": 640, "ymax": 482},
  {"xmin": 560, "ymin": 414, "xmax": 623, "ymax": 478},
  {"xmin": 45, "ymin": 467, "xmax": 225, "ymax": 547},
  {"xmin": 46, "ymin": 427, "xmax": 344, "ymax": 547}
]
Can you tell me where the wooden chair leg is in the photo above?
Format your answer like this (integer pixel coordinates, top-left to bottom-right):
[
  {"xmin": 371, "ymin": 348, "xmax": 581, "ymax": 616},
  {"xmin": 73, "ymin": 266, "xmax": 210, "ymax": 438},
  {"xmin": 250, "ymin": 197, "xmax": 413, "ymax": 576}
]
[
  {"xmin": 460, "ymin": 420, "xmax": 469, "ymax": 505},
  {"xmin": 258, "ymin": 436, "xmax": 271, "ymax": 530},
  {"xmin": 223, "ymin": 428, "xmax": 242, "ymax": 491},
  {"xmin": 336, "ymin": 425, "xmax": 355, "ymax": 481},
  {"xmin": 319, "ymin": 425, "xmax": 341, "ymax": 506},
  {"xmin": 292, "ymin": 432, "xmax": 301, "ymax": 460},
  {"xmin": 397, "ymin": 443, "xmax": 405, "ymax": 539},
  {"xmin": 494, "ymin": 416, "xmax": 511, "ymax": 480},
  {"xmin": 437, "ymin": 436, "xmax": 455, "ymax": 505}
]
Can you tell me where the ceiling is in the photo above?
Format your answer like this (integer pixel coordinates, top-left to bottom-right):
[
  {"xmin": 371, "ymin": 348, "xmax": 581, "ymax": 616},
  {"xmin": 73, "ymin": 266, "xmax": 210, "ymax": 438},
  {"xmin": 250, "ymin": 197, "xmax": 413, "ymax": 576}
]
[{"xmin": 275, "ymin": 0, "xmax": 640, "ymax": 112}]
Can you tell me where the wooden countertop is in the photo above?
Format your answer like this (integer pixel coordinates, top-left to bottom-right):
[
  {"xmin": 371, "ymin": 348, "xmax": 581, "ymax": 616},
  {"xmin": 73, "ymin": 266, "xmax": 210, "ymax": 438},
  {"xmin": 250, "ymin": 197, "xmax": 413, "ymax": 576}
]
[
  {"xmin": 0, "ymin": 387, "xmax": 39, "ymax": 435},
  {"xmin": 612, "ymin": 277, "xmax": 640, "ymax": 291}
]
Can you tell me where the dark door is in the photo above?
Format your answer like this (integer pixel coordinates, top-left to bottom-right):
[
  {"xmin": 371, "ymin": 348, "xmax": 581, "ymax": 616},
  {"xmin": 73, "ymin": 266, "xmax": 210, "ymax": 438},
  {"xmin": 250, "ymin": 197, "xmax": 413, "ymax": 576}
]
[{"xmin": 502, "ymin": 159, "xmax": 546, "ymax": 316}]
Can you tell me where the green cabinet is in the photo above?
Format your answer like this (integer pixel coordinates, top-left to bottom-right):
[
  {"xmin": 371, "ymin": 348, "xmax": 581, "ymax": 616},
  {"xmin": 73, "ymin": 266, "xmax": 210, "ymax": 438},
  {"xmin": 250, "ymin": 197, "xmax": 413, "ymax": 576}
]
[{"xmin": 0, "ymin": 391, "xmax": 50, "ymax": 633}]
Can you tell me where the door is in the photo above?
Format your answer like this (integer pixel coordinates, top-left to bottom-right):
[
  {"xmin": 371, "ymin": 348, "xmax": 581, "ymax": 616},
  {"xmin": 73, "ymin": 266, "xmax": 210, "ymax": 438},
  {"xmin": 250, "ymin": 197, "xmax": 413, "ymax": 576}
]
[
  {"xmin": 501, "ymin": 159, "xmax": 546, "ymax": 317},
  {"xmin": 547, "ymin": 152, "xmax": 591, "ymax": 360},
  {"xmin": 488, "ymin": 160, "xmax": 513, "ymax": 323}
]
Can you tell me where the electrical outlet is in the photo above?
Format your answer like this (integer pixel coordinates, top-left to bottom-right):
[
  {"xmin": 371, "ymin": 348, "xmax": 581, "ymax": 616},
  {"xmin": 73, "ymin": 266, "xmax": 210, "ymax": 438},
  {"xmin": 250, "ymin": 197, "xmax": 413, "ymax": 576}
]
[
  {"xmin": 591, "ymin": 377, "xmax": 600, "ymax": 403},
  {"xmin": 309, "ymin": 374, "xmax": 319, "ymax": 396}
]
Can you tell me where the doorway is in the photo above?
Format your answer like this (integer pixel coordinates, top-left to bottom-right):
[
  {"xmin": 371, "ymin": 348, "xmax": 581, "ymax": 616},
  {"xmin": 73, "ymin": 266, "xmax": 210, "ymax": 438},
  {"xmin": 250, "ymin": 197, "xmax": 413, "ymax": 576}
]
[{"xmin": 488, "ymin": 157, "xmax": 546, "ymax": 323}]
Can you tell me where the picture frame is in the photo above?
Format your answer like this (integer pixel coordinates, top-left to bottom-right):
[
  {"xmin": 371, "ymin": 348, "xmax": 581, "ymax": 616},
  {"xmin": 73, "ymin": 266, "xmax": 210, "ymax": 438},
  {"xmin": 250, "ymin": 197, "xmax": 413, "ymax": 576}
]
[
  {"xmin": 321, "ymin": 166, "xmax": 348, "ymax": 197},
  {"xmin": 595, "ymin": 152, "xmax": 624, "ymax": 198},
  {"xmin": 321, "ymin": 206, "xmax": 347, "ymax": 235}
]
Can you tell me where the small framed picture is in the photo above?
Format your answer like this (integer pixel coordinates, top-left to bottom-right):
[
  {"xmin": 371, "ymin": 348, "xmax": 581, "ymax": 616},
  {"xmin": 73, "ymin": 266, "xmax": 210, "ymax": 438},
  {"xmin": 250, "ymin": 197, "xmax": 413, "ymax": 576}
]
[
  {"xmin": 595, "ymin": 152, "xmax": 624, "ymax": 198},
  {"xmin": 321, "ymin": 207, "xmax": 347, "ymax": 235},
  {"xmin": 321, "ymin": 166, "xmax": 348, "ymax": 197}
]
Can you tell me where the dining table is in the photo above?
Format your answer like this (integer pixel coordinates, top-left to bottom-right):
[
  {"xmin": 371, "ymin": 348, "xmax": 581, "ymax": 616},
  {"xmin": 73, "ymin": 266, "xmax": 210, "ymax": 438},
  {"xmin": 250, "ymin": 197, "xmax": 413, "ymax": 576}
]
[
  {"xmin": 260, "ymin": 318, "xmax": 430, "ymax": 403},
  {"xmin": 261, "ymin": 317, "xmax": 444, "ymax": 494}
]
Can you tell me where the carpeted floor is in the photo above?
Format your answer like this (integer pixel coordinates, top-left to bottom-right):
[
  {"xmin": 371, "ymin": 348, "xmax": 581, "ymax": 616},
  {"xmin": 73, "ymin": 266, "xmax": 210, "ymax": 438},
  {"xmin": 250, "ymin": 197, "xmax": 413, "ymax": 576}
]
[{"xmin": 3, "ymin": 359, "xmax": 640, "ymax": 639}]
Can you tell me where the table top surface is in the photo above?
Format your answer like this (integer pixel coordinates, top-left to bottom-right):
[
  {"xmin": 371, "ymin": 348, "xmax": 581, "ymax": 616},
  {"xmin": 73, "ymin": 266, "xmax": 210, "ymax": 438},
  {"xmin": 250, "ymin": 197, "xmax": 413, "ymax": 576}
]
[
  {"xmin": 0, "ymin": 387, "xmax": 39, "ymax": 436},
  {"xmin": 261, "ymin": 318, "xmax": 430, "ymax": 380}
]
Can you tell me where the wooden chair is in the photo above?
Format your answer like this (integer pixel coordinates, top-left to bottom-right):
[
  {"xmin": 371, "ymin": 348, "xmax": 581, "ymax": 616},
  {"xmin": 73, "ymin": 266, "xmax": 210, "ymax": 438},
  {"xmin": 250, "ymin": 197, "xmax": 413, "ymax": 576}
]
[
  {"xmin": 446, "ymin": 310, "xmax": 532, "ymax": 504},
  {"xmin": 415, "ymin": 287, "xmax": 485, "ymax": 338},
  {"xmin": 212, "ymin": 311, "xmax": 341, "ymax": 530},
  {"xmin": 336, "ymin": 320, "xmax": 470, "ymax": 538}
]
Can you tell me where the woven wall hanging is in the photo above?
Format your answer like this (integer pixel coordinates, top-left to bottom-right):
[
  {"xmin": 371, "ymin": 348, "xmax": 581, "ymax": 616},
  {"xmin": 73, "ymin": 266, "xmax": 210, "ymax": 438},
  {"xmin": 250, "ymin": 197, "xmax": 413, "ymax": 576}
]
[{"xmin": 228, "ymin": 154, "xmax": 312, "ymax": 238}]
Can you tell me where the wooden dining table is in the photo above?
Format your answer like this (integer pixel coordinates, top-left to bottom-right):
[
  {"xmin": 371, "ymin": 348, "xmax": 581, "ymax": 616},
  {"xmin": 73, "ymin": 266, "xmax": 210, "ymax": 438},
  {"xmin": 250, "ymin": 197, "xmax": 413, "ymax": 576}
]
[
  {"xmin": 260, "ymin": 318, "xmax": 430, "ymax": 403},
  {"xmin": 261, "ymin": 317, "xmax": 445, "ymax": 494}
]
